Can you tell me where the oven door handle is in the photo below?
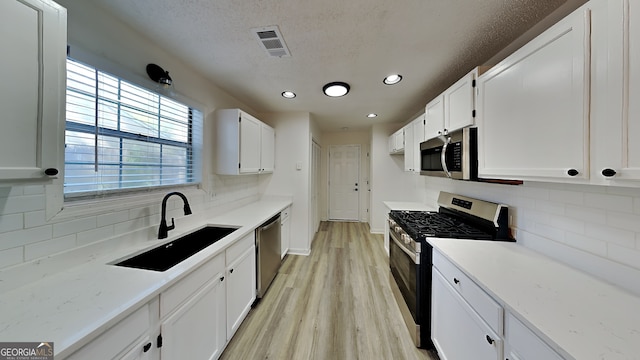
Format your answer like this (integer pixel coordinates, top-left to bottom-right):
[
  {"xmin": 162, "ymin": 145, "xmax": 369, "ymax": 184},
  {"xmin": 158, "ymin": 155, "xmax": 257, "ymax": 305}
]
[
  {"xmin": 391, "ymin": 233, "xmax": 419, "ymax": 264},
  {"xmin": 441, "ymin": 135, "xmax": 452, "ymax": 179}
]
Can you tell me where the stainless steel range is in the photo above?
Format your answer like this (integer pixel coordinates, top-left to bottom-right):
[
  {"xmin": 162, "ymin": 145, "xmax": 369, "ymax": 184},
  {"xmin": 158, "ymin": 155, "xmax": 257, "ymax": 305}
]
[{"xmin": 388, "ymin": 191, "xmax": 511, "ymax": 348}]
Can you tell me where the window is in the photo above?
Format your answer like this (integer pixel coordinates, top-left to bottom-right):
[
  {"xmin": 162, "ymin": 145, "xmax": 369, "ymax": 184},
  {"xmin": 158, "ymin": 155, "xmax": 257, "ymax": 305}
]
[{"xmin": 64, "ymin": 59, "xmax": 202, "ymax": 197}]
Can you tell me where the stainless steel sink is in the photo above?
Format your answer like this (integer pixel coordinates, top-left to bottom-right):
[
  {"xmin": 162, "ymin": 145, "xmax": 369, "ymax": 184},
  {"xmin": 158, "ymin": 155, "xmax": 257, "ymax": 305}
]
[{"xmin": 114, "ymin": 226, "xmax": 239, "ymax": 271}]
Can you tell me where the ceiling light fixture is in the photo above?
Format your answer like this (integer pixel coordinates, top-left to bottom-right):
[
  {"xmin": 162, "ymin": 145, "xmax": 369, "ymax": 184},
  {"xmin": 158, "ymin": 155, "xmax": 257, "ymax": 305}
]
[
  {"xmin": 367, "ymin": 113, "xmax": 378, "ymax": 118},
  {"xmin": 281, "ymin": 91, "xmax": 296, "ymax": 99},
  {"xmin": 323, "ymin": 82, "xmax": 350, "ymax": 97},
  {"xmin": 146, "ymin": 64, "xmax": 173, "ymax": 88},
  {"xmin": 383, "ymin": 74, "xmax": 402, "ymax": 85}
]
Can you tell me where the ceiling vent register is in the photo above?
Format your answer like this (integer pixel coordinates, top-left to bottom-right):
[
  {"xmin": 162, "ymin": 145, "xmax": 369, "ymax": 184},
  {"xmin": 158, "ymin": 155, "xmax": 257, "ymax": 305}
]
[{"xmin": 251, "ymin": 25, "xmax": 291, "ymax": 58}]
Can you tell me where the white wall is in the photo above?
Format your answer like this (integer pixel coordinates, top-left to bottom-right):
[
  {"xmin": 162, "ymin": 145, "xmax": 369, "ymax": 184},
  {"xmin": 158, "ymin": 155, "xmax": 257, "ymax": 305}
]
[
  {"xmin": 0, "ymin": 0, "xmax": 263, "ymax": 271},
  {"xmin": 260, "ymin": 112, "xmax": 312, "ymax": 255},
  {"xmin": 369, "ymin": 123, "xmax": 419, "ymax": 233}
]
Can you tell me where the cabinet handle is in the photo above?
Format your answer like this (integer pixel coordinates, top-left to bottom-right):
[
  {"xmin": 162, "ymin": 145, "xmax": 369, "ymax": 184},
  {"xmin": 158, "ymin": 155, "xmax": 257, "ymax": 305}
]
[
  {"xmin": 44, "ymin": 168, "xmax": 58, "ymax": 176},
  {"xmin": 485, "ymin": 335, "xmax": 494, "ymax": 345},
  {"xmin": 220, "ymin": 276, "xmax": 225, "ymax": 281},
  {"xmin": 143, "ymin": 343, "xmax": 152, "ymax": 352},
  {"xmin": 602, "ymin": 168, "xmax": 617, "ymax": 177},
  {"xmin": 230, "ymin": 268, "xmax": 234, "ymax": 273},
  {"xmin": 567, "ymin": 169, "xmax": 579, "ymax": 177},
  {"xmin": 453, "ymin": 278, "xmax": 460, "ymax": 284},
  {"xmin": 157, "ymin": 334, "xmax": 163, "ymax": 348}
]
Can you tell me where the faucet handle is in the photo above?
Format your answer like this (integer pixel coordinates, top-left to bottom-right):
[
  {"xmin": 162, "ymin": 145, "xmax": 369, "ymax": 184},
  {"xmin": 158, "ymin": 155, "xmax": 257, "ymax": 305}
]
[{"xmin": 167, "ymin": 218, "xmax": 175, "ymax": 231}]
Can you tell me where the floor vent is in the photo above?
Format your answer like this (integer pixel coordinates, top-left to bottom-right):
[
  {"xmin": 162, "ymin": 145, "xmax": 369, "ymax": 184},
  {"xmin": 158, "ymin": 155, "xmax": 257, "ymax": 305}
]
[{"xmin": 251, "ymin": 25, "xmax": 291, "ymax": 58}]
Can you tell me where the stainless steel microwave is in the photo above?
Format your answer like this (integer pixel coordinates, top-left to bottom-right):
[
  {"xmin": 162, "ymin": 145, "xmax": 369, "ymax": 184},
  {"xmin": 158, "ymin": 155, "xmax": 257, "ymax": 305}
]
[{"xmin": 420, "ymin": 127, "xmax": 477, "ymax": 180}]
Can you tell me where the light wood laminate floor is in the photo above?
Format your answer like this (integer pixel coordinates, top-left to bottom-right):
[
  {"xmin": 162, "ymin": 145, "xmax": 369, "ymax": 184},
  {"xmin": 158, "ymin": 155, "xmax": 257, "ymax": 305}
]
[{"xmin": 220, "ymin": 221, "xmax": 438, "ymax": 360}]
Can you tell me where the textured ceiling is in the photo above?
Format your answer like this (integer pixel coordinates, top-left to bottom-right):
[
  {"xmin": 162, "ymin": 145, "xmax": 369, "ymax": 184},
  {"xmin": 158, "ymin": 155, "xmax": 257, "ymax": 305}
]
[{"xmin": 85, "ymin": 0, "xmax": 584, "ymax": 131}]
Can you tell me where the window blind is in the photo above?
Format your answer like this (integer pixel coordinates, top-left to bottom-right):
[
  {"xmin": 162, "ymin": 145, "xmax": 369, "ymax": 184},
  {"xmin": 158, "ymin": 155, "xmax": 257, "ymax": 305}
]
[{"xmin": 64, "ymin": 59, "xmax": 202, "ymax": 197}]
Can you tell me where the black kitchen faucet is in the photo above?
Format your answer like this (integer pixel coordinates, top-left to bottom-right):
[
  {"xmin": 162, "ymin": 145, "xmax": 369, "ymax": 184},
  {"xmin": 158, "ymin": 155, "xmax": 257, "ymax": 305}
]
[{"xmin": 158, "ymin": 192, "xmax": 192, "ymax": 239}]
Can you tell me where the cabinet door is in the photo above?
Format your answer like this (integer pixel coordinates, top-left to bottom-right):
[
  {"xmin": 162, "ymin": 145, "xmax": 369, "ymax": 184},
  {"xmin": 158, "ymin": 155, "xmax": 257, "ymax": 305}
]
[
  {"xmin": 591, "ymin": 0, "xmax": 640, "ymax": 184},
  {"xmin": 444, "ymin": 70, "xmax": 476, "ymax": 133},
  {"xmin": 119, "ymin": 336, "xmax": 155, "ymax": 360},
  {"xmin": 477, "ymin": 6, "xmax": 590, "ymax": 181},
  {"xmin": 239, "ymin": 112, "xmax": 261, "ymax": 174},
  {"xmin": 226, "ymin": 246, "xmax": 256, "ymax": 339},
  {"xmin": 412, "ymin": 116, "xmax": 425, "ymax": 173},
  {"xmin": 425, "ymin": 95, "xmax": 445, "ymax": 141},
  {"xmin": 281, "ymin": 211, "xmax": 290, "ymax": 259},
  {"xmin": 505, "ymin": 313, "xmax": 564, "ymax": 360},
  {"xmin": 260, "ymin": 124, "xmax": 275, "ymax": 173},
  {"xmin": 161, "ymin": 276, "xmax": 226, "ymax": 360},
  {"xmin": 0, "ymin": 0, "xmax": 65, "ymax": 180},
  {"xmin": 394, "ymin": 129, "xmax": 405, "ymax": 152},
  {"xmin": 403, "ymin": 123, "xmax": 414, "ymax": 172},
  {"xmin": 432, "ymin": 270, "xmax": 502, "ymax": 360}
]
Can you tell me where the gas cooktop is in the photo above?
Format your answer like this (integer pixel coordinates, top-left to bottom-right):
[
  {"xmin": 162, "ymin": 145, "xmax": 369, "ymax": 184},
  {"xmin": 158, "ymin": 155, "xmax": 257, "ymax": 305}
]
[{"xmin": 390, "ymin": 210, "xmax": 494, "ymax": 241}]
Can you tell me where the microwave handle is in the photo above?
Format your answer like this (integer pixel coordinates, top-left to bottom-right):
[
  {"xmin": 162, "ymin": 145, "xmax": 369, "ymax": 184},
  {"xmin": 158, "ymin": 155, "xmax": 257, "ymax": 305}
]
[{"xmin": 441, "ymin": 136, "xmax": 452, "ymax": 178}]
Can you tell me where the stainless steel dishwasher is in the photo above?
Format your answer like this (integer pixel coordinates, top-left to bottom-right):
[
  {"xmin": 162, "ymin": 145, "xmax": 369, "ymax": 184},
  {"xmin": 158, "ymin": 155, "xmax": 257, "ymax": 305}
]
[{"xmin": 256, "ymin": 214, "xmax": 281, "ymax": 298}]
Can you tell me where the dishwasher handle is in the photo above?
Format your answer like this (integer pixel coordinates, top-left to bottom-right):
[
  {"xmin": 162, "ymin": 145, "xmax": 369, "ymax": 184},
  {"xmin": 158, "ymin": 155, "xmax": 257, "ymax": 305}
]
[{"xmin": 259, "ymin": 214, "xmax": 281, "ymax": 231}]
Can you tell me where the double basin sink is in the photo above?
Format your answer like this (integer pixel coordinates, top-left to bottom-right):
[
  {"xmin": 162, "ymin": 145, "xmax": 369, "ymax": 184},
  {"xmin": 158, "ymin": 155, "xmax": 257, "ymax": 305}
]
[{"xmin": 114, "ymin": 226, "xmax": 239, "ymax": 271}]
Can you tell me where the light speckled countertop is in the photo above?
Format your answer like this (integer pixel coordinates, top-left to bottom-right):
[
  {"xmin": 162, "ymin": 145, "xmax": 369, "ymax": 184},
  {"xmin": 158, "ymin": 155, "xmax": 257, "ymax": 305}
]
[
  {"xmin": 428, "ymin": 238, "xmax": 640, "ymax": 360},
  {"xmin": 0, "ymin": 198, "xmax": 291, "ymax": 359}
]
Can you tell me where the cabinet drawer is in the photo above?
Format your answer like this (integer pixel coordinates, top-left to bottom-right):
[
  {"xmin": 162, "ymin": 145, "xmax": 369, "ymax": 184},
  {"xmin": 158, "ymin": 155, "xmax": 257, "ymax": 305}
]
[
  {"xmin": 160, "ymin": 253, "xmax": 224, "ymax": 318},
  {"xmin": 506, "ymin": 313, "xmax": 564, "ymax": 360},
  {"xmin": 433, "ymin": 250, "xmax": 503, "ymax": 334},
  {"xmin": 226, "ymin": 232, "xmax": 255, "ymax": 264},
  {"xmin": 66, "ymin": 304, "xmax": 149, "ymax": 360}
]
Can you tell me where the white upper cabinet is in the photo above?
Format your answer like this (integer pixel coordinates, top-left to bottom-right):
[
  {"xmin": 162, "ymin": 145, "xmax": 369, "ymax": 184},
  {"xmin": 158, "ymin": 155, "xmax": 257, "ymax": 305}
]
[
  {"xmin": 590, "ymin": 0, "xmax": 640, "ymax": 185},
  {"xmin": 216, "ymin": 109, "xmax": 275, "ymax": 175},
  {"xmin": 476, "ymin": 3, "xmax": 590, "ymax": 181},
  {"xmin": 404, "ymin": 114, "xmax": 425, "ymax": 173},
  {"xmin": 388, "ymin": 128, "xmax": 404, "ymax": 154},
  {"xmin": 425, "ymin": 67, "xmax": 487, "ymax": 141},
  {"xmin": 424, "ymin": 94, "xmax": 445, "ymax": 141},
  {"xmin": 0, "ymin": 0, "xmax": 66, "ymax": 181}
]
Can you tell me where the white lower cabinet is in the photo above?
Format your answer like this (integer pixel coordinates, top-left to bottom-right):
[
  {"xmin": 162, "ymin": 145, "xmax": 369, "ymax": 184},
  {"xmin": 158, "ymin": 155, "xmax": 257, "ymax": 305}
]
[
  {"xmin": 280, "ymin": 207, "xmax": 291, "ymax": 259},
  {"xmin": 432, "ymin": 269, "xmax": 502, "ymax": 360},
  {"xmin": 161, "ymin": 276, "xmax": 226, "ymax": 360},
  {"xmin": 225, "ymin": 239, "xmax": 256, "ymax": 339},
  {"xmin": 65, "ymin": 303, "xmax": 152, "ymax": 360},
  {"xmin": 504, "ymin": 313, "xmax": 564, "ymax": 360},
  {"xmin": 119, "ymin": 336, "xmax": 154, "ymax": 360}
]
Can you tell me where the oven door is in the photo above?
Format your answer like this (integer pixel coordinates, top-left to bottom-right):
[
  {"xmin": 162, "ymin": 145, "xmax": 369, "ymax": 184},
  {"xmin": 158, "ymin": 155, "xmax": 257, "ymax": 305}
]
[{"xmin": 389, "ymin": 230, "xmax": 419, "ymax": 322}]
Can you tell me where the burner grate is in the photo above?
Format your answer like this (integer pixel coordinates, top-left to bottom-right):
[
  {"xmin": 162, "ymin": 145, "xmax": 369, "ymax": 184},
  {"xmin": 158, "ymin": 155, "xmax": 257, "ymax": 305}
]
[{"xmin": 389, "ymin": 210, "xmax": 494, "ymax": 241}]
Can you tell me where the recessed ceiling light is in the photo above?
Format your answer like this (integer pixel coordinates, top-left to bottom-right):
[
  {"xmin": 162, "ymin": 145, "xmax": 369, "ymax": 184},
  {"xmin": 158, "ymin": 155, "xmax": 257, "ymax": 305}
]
[
  {"xmin": 281, "ymin": 91, "xmax": 296, "ymax": 99},
  {"xmin": 383, "ymin": 74, "xmax": 402, "ymax": 85},
  {"xmin": 323, "ymin": 82, "xmax": 350, "ymax": 97},
  {"xmin": 367, "ymin": 113, "xmax": 378, "ymax": 118}
]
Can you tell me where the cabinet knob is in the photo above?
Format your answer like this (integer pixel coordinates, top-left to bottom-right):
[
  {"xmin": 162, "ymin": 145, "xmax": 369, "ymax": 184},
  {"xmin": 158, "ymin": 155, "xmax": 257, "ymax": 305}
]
[
  {"xmin": 44, "ymin": 168, "xmax": 58, "ymax": 176},
  {"xmin": 453, "ymin": 278, "xmax": 460, "ymax": 284},
  {"xmin": 220, "ymin": 276, "xmax": 225, "ymax": 281},
  {"xmin": 485, "ymin": 335, "xmax": 494, "ymax": 345},
  {"xmin": 230, "ymin": 268, "xmax": 234, "ymax": 273},
  {"xmin": 602, "ymin": 168, "xmax": 617, "ymax": 177},
  {"xmin": 143, "ymin": 343, "xmax": 152, "ymax": 352},
  {"xmin": 567, "ymin": 169, "xmax": 579, "ymax": 177}
]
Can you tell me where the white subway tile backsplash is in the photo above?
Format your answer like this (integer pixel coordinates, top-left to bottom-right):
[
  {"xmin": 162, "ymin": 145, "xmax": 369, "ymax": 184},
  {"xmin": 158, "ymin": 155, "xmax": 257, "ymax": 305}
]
[
  {"xmin": 547, "ymin": 215, "xmax": 585, "ymax": 234},
  {"xmin": 24, "ymin": 210, "xmax": 46, "ymax": 228},
  {"xmin": 566, "ymin": 205, "xmax": 606, "ymax": 225},
  {"xmin": 585, "ymin": 222, "xmax": 635, "ymax": 249},
  {"xmin": 0, "ymin": 226, "xmax": 52, "ymax": 251},
  {"xmin": 96, "ymin": 211, "xmax": 130, "ymax": 228},
  {"xmin": 0, "ymin": 213, "xmax": 24, "ymax": 233},
  {"xmin": 606, "ymin": 211, "xmax": 640, "ymax": 233},
  {"xmin": 535, "ymin": 199, "xmax": 566, "ymax": 216},
  {"xmin": 0, "ymin": 186, "xmax": 24, "ymax": 198},
  {"xmin": 549, "ymin": 189, "xmax": 584, "ymax": 205},
  {"xmin": 22, "ymin": 185, "xmax": 45, "ymax": 195},
  {"xmin": 563, "ymin": 232, "xmax": 607, "ymax": 256},
  {"xmin": 534, "ymin": 223, "xmax": 565, "ymax": 242},
  {"xmin": 0, "ymin": 195, "xmax": 46, "ymax": 214},
  {"xmin": 0, "ymin": 247, "xmax": 23, "ymax": 268},
  {"xmin": 52, "ymin": 217, "xmax": 97, "ymax": 238},
  {"xmin": 77, "ymin": 226, "xmax": 115, "ymax": 246},
  {"xmin": 585, "ymin": 192, "xmax": 633, "ymax": 213},
  {"xmin": 24, "ymin": 235, "xmax": 76, "ymax": 261}
]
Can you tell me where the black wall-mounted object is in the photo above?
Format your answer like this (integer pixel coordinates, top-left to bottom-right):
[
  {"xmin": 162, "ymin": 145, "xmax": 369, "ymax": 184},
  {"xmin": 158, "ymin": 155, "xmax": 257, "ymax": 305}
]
[{"xmin": 146, "ymin": 63, "xmax": 172, "ymax": 87}]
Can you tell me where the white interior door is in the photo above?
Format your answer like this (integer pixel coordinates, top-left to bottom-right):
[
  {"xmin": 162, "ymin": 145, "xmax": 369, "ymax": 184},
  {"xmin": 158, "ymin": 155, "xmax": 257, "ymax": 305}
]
[
  {"xmin": 311, "ymin": 140, "xmax": 321, "ymax": 232},
  {"xmin": 329, "ymin": 145, "xmax": 360, "ymax": 221}
]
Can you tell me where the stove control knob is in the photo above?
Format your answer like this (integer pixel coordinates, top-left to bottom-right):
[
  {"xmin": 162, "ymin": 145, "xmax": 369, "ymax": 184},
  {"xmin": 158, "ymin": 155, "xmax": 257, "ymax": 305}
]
[{"xmin": 402, "ymin": 234, "xmax": 410, "ymax": 244}]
